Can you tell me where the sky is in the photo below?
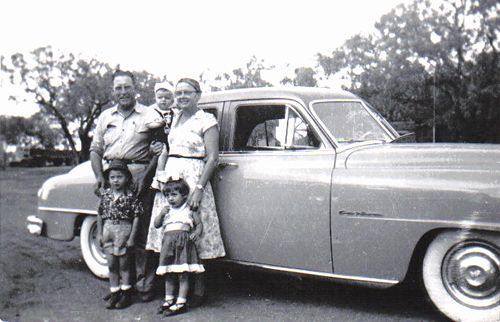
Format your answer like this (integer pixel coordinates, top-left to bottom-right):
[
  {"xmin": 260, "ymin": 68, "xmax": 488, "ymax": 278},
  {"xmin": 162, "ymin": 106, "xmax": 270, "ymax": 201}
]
[{"xmin": 0, "ymin": 0, "xmax": 411, "ymax": 117}]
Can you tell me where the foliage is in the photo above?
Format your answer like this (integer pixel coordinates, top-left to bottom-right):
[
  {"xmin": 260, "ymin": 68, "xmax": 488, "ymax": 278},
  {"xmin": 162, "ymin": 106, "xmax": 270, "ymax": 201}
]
[
  {"xmin": 0, "ymin": 114, "xmax": 63, "ymax": 148},
  {"xmin": 201, "ymin": 56, "xmax": 273, "ymax": 91},
  {"xmin": 318, "ymin": 0, "xmax": 500, "ymax": 143},
  {"xmin": 1, "ymin": 46, "xmax": 162, "ymax": 161},
  {"xmin": 281, "ymin": 67, "xmax": 318, "ymax": 87}
]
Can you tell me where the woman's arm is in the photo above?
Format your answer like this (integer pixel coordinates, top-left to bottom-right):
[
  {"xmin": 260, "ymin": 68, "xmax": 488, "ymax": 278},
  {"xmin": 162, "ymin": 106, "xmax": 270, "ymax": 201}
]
[
  {"xmin": 190, "ymin": 210, "xmax": 203, "ymax": 241},
  {"xmin": 188, "ymin": 125, "xmax": 219, "ymax": 210},
  {"xmin": 155, "ymin": 146, "xmax": 168, "ymax": 177}
]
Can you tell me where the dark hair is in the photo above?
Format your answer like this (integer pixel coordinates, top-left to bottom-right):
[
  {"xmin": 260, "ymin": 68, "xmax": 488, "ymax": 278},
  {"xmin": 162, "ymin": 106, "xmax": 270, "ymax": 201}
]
[
  {"xmin": 163, "ymin": 178, "xmax": 190, "ymax": 197},
  {"xmin": 177, "ymin": 78, "xmax": 201, "ymax": 93},
  {"xmin": 112, "ymin": 70, "xmax": 136, "ymax": 85}
]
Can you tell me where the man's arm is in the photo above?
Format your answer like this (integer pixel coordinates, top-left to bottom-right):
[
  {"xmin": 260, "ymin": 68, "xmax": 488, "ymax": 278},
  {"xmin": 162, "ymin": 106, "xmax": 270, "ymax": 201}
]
[
  {"xmin": 135, "ymin": 153, "xmax": 159, "ymax": 197},
  {"xmin": 90, "ymin": 151, "xmax": 105, "ymax": 195},
  {"xmin": 127, "ymin": 216, "xmax": 140, "ymax": 248}
]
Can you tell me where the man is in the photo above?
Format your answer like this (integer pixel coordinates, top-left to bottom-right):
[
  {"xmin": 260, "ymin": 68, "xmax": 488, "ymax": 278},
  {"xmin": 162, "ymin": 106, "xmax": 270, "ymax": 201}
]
[{"xmin": 90, "ymin": 70, "xmax": 161, "ymax": 304}]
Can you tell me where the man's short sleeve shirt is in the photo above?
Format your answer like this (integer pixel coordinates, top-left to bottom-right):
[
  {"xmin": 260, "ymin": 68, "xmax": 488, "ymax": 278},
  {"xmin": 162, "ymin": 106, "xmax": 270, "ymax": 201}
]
[{"xmin": 90, "ymin": 103, "xmax": 157, "ymax": 162}]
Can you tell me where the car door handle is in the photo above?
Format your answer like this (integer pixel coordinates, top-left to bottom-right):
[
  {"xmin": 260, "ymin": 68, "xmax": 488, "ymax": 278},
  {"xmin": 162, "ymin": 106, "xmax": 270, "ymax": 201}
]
[{"xmin": 218, "ymin": 162, "xmax": 238, "ymax": 168}]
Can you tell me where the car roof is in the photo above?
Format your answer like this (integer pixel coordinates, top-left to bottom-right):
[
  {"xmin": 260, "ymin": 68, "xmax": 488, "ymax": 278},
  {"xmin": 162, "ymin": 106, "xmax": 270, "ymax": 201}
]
[{"xmin": 198, "ymin": 86, "xmax": 360, "ymax": 105}]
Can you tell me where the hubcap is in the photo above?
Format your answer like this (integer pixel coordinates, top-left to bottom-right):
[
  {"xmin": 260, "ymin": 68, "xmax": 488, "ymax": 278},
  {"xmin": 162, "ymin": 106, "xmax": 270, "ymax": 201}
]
[{"xmin": 443, "ymin": 241, "xmax": 500, "ymax": 308}]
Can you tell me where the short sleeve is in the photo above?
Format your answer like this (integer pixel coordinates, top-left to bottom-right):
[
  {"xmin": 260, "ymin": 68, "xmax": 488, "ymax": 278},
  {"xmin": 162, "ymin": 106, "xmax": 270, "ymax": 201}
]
[
  {"xmin": 90, "ymin": 113, "xmax": 106, "ymax": 156},
  {"xmin": 201, "ymin": 112, "xmax": 218, "ymax": 133},
  {"xmin": 144, "ymin": 106, "xmax": 165, "ymax": 130}
]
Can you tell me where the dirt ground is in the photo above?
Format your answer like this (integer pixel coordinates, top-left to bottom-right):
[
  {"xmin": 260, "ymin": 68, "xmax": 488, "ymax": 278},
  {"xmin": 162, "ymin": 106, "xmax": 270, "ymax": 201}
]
[{"xmin": 0, "ymin": 166, "xmax": 446, "ymax": 322}]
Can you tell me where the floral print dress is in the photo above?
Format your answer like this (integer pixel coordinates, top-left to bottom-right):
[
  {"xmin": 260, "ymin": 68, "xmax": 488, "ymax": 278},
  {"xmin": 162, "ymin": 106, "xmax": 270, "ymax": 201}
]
[{"xmin": 146, "ymin": 109, "xmax": 226, "ymax": 260}]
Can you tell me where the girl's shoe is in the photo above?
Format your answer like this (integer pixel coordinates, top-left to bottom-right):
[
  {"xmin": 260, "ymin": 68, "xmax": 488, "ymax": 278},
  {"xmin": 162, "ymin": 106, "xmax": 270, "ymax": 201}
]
[
  {"xmin": 163, "ymin": 303, "xmax": 187, "ymax": 316},
  {"xmin": 105, "ymin": 291, "xmax": 121, "ymax": 309},
  {"xmin": 157, "ymin": 299, "xmax": 175, "ymax": 314}
]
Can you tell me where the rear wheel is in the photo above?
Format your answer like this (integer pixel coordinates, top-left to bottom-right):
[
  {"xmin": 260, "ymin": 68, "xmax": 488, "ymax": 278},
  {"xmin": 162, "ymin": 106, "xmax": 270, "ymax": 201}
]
[
  {"xmin": 80, "ymin": 216, "xmax": 108, "ymax": 278},
  {"xmin": 422, "ymin": 230, "xmax": 500, "ymax": 322}
]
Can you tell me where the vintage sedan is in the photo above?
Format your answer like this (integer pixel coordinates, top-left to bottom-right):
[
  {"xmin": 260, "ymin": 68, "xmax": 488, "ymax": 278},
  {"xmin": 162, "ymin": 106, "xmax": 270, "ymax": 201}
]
[{"xmin": 28, "ymin": 87, "xmax": 499, "ymax": 322}]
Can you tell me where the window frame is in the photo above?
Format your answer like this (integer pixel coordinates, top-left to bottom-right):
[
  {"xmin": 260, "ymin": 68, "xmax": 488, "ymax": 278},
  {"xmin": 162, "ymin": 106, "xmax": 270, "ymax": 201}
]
[{"xmin": 226, "ymin": 99, "xmax": 327, "ymax": 153}]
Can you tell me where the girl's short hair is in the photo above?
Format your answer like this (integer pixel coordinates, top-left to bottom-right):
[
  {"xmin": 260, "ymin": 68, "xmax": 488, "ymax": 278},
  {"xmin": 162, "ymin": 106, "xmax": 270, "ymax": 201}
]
[{"xmin": 164, "ymin": 178, "xmax": 190, "ymax": 196}]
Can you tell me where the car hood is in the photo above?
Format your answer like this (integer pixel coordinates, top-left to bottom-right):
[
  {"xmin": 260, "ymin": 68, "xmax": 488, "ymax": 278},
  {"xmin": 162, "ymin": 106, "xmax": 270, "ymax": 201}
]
[{"xmin": 344, "ymin": 143, "xmax": 500, "ymax": 171}]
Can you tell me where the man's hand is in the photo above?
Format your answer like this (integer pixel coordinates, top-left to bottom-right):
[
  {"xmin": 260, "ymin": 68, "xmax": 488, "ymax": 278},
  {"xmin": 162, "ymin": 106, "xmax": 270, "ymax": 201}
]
[
  {"xmin": 126, "ymin": 237, "xmax": 135, "ymax": 248},
  {"xmin": 150, "ymin": 141, "xmax": 164, "ymax": 156},
  {"xmin": 94, "ymin": 176, "xmax": 105, "ymax": 196}
]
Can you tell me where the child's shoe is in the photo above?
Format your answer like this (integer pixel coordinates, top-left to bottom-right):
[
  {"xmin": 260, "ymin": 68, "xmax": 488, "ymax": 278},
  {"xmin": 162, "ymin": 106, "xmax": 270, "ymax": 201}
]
[
  {"xmin": 105, "ymin": 291, "xmax": 121, "ymax": 309},
  {"xmin": 115, "ymin": 289, "xmax": 132, "ymax": 309}
]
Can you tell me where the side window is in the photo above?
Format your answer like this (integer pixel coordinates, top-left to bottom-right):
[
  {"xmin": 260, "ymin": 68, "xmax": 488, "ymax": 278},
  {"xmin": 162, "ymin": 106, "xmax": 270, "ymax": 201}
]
[{"xmin": 233, "ymin": 104, "xmax": 320, "ymax": 151}]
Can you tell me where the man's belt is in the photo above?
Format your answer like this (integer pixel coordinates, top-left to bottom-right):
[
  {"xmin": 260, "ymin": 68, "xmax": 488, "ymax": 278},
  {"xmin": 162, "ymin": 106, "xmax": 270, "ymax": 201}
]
[{"xmin": 103, "ymin": 158, "xmax": 149, "ymax": 165}]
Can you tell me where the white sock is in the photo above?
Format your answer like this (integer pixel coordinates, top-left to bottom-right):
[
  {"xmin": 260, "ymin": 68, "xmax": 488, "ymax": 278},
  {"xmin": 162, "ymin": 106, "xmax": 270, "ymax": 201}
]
[
  {"xmin": 121, "ymin": 284, "xmax": 132, "ymax": 291},
  {"xmin": 110, "ymin": 286, "xmax": 120, "ymax": 293}
]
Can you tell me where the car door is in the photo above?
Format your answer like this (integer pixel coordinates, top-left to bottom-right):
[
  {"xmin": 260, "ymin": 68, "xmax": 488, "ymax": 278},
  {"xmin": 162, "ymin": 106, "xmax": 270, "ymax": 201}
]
[{"xmin": 213, "ymin": 99, "xmax": 336, "ymax": 273}]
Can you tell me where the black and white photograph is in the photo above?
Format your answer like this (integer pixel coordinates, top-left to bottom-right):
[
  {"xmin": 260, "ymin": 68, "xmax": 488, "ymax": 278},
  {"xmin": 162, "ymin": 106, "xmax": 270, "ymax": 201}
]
[{"xmin": 1, "ymin": 0, "xmax": 499, "ymax": 321}]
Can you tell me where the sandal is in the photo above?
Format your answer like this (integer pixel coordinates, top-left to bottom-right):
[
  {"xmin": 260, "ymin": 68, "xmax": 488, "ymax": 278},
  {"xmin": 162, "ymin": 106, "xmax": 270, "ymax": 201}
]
[
  {"xmin": 163, "ymin": 303, "xmax": 187, "ymax": 316},
  {"xmin": 157, "ymin": 299, "xmax": 175, "ymax": 314}
]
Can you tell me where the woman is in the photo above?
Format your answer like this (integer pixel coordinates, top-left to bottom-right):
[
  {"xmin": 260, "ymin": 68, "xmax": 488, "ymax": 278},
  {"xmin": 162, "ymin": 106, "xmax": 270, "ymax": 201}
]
[{"xmin": 146, "ymin": 78, "xmax": 225, "ymax": 307}]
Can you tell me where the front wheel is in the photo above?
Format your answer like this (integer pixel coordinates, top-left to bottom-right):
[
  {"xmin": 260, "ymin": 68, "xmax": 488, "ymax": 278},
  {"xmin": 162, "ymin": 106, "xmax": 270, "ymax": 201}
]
[
  {"xmin": 422, "ymin": 230, "xmax": 500, "ymax": 322},
  {"xmin": 80, "ymin": 216, "xmax": 108, "ymax": 278}
]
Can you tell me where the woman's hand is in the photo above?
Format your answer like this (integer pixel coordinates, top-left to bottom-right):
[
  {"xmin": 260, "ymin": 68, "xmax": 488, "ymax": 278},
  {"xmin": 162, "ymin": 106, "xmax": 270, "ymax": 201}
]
[
  {"xmin": 189, "ymin": 231, "xmax": 200, "ymax": 241},
  {"xmin": 188, "ymin": 187, "xmax": 203, "ymax": 211}
]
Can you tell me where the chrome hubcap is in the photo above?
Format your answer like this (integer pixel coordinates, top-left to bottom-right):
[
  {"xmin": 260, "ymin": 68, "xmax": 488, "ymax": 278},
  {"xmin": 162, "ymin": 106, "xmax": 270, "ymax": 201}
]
[{"xmin": 443, "ymin": 241, "xmax": 500, "ymax": 308}]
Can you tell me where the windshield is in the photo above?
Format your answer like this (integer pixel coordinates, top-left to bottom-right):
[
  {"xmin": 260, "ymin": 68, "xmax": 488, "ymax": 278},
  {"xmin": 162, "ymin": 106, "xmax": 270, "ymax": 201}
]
[{"xmin": 311, "ymin": 101, "xmax": 394, "ymax": 144}]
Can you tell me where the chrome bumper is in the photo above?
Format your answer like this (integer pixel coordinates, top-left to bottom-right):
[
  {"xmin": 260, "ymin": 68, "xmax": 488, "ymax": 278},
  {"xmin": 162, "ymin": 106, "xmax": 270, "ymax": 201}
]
[{"xmin": 27, "ymin": 215, "xmax": 44, "ymax": 235}]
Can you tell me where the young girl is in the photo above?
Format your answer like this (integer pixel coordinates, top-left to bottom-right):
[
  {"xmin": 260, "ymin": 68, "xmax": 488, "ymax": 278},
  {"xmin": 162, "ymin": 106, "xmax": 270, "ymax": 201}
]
[
  {"xmin": 97, "ymin": 160, "xmax": 142, "ymax": 309},
  {"xmin": 154, "ymin": 176, "xmax": 204, "ymax": 316}
]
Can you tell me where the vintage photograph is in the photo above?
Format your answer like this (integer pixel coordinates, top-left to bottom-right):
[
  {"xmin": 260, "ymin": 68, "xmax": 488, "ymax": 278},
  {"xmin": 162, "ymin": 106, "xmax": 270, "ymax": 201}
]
[{"xmin": 0, "ymin": 0, "xmax": 499, "ymax": 321}]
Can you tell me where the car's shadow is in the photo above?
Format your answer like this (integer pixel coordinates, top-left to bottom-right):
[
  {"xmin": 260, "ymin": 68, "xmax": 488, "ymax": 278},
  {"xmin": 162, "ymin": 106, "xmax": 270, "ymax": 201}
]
[{"xmin": 205, "ymin": 263, "xmax": 449, "ymax": 321}]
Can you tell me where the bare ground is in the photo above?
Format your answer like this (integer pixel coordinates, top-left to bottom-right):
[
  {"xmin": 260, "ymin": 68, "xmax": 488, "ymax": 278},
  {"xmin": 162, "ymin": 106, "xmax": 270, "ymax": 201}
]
[{"xmin": 0, "ymin": 167, "xmax": 447, "ymax": 322}]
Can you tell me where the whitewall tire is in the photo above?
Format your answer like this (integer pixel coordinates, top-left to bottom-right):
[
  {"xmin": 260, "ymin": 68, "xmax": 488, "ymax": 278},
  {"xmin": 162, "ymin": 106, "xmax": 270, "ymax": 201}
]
[
  {"xmin": 80, "ymin": 216, "xmax": 109, "ymax": 279},
  {"xmin": 422, "ymin": 230, "xmax": 500, "ymax": 322}
]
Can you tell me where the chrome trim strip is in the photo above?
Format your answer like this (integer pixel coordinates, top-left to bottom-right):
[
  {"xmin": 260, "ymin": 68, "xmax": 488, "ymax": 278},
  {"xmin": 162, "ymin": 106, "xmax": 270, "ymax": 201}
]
[
  {"xmin": 218, "ymin": 259, "xmax": 399, "ymax": 285},
  {"xmin": 337, "ymin": 215, "xmax": 500, "ymax": 230},
  {"xmin": 38, "ymin": 206, "xmax": 97, "ymax": 215},
  {"xmin": 219, "ymin": 150, "xmax": 336, "ymax": 157}
]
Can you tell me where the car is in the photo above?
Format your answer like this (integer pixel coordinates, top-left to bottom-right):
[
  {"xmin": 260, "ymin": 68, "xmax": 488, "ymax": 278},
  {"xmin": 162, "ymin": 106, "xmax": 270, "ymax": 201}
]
[{"xmin": 27, "ymin": 87, "xmax": 499, "ymax": 322}]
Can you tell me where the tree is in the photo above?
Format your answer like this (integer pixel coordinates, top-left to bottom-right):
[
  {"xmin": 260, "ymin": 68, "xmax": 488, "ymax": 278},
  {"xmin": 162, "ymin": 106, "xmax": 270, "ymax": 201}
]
[
  {"xmin": 318, "ymin": 0, "xmax": 500, "ymax": 142},
  {"xmin": 281, "ymin": 67, "xmax": 318, "ymax": 87},
  {"xmin": 2, "ymin": 46, "xmax": 164, "ymax": 161},
  {"xmin": 201, "ymin": 56, "xmax": 273, "ymax": 91}
]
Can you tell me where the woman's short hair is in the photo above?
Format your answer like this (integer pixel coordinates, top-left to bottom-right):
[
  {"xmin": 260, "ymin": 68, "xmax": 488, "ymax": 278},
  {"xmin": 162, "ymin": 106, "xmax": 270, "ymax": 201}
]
[{"xmin": 177, "ymin": 78, "xmax": 201, "ymax": 93}]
